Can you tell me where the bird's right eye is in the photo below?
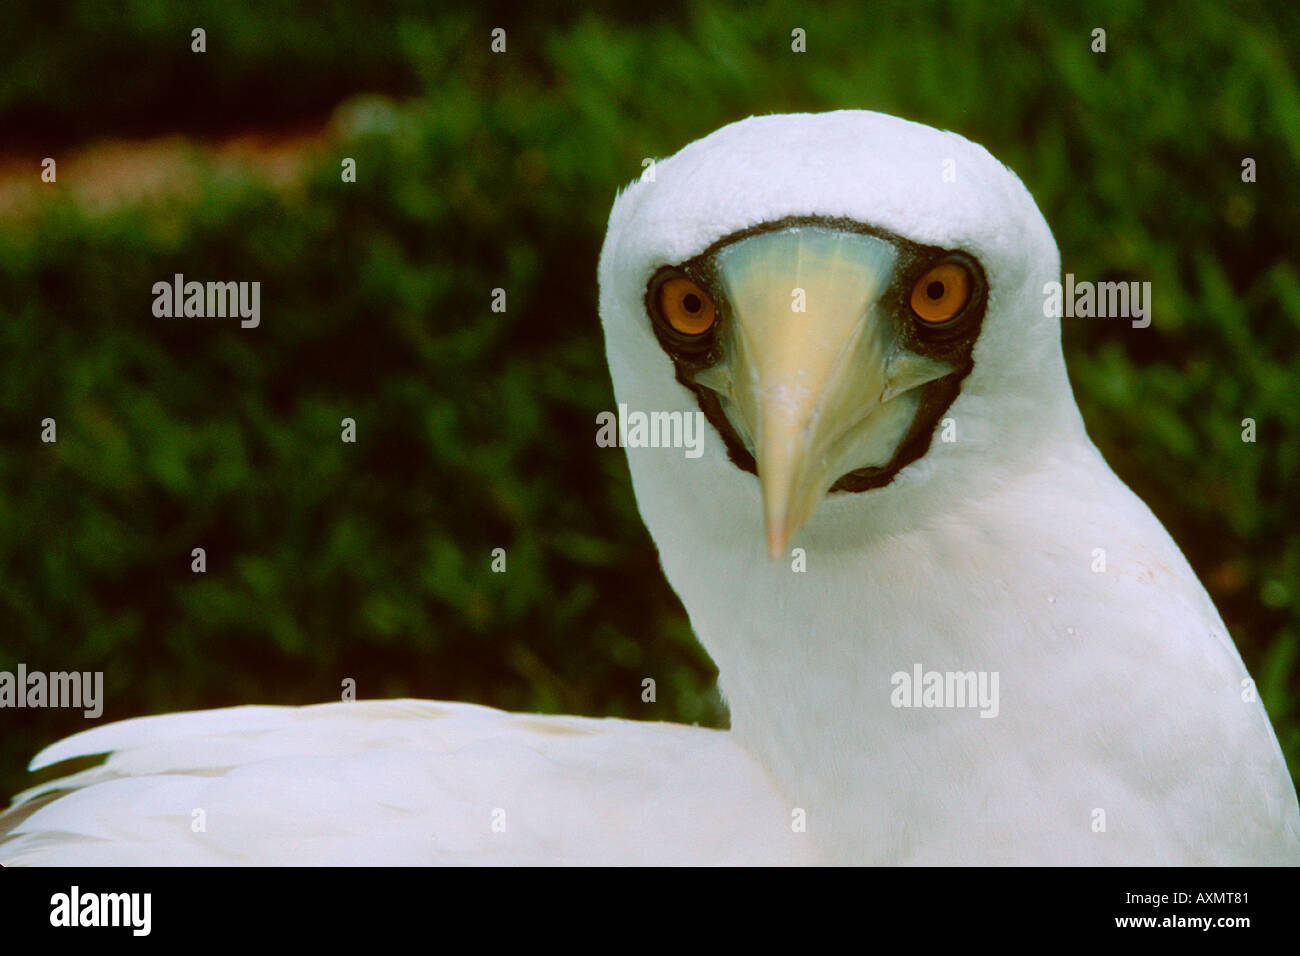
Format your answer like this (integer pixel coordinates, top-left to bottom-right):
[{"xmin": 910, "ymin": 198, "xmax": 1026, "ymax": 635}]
[{"xmin": 657, "ymin": 277, "xmax": 716, "ymax": 336}]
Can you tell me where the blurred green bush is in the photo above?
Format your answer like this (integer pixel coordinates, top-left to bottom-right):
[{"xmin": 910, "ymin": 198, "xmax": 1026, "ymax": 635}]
[{"xmin": 1, "ymin": 0, "xmax": 1297, "ymax": 801}]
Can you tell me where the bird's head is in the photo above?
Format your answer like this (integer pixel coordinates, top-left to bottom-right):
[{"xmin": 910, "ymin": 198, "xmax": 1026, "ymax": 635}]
[{"xmin": 598, "ymin": 111, "xmax": 1079, "ymax": 560}]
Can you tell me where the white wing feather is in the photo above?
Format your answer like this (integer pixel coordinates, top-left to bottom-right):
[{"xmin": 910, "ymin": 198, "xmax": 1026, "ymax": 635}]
[{"xmin": 2, "ymin": 700, "xmax": 810, "ymax": 865}]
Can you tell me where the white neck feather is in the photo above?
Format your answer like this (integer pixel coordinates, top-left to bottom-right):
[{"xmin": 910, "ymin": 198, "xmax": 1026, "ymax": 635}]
[{"xmin": 617, "ymin": 313, "xmax": 1092, "ymax": 860}]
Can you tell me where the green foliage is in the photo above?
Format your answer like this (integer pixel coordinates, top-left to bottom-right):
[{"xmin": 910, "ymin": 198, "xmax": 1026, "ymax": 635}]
[{"xmin": 1, "ymin": 0, "xmax": 1298, "ymax": 800}]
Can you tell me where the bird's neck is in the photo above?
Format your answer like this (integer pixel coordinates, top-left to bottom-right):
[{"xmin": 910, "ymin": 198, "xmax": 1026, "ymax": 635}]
[{"xmin": 653, "ymin": 431, "xmax": 1103, "ymax": 862}]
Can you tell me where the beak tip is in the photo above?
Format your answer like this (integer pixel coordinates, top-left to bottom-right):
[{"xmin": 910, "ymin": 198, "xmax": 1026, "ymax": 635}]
[{"xmin": 765, "ymin": 526, "xmax": 787, "ymax": 561}]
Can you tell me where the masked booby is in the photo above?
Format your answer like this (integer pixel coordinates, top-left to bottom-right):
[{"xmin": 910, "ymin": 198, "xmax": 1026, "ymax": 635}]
[{"xmin": 3, "ymin": 110, "xmax": 1297, "ymax": 865}]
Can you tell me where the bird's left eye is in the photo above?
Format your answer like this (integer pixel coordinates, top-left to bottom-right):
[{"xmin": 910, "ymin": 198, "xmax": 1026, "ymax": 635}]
[{"xmin": 910, "ymin": 260, "xmax": 973, "ymax": 325}]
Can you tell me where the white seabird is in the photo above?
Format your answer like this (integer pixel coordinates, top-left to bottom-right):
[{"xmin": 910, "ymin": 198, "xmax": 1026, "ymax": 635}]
[{"xmin": 3, "ymin": 110, "xmax": 1297, "ymax": 865}]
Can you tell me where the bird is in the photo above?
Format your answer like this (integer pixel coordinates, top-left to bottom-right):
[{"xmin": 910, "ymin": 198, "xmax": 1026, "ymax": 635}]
[{"xmin": 3, "ymin": 109, "xmax": 1297, "ymax": 865}]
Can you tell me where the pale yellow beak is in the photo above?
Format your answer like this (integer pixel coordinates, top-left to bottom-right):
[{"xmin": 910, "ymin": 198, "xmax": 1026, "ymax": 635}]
[{"xmin": 695, "ymin": 226, "xmax": 952, "ymax": 558}]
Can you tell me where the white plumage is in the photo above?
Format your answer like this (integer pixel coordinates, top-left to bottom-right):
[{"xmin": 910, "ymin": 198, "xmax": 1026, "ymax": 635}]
[
  {"xmin": 4, "ymin": 110, "xmax": 1297, "ymax": 865},
  {"xmin": 4, "ymin": 700, "xmax": 807, "ymax": 865}
]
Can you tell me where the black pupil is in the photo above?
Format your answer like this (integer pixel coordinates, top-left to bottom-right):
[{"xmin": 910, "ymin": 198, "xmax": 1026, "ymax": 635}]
[
  {"xmin": 682, "ymin": 293, "xmax": 702, "ymax": 313},
  {"xmin": 926, "ymin": 281, "xmax": 945, "ymax": 300}
]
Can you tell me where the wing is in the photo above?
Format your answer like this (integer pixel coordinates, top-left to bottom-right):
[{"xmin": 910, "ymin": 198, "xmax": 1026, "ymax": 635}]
[{"xmin": 1, "ymin": 699, "xmax": 811, "ymax": 865}]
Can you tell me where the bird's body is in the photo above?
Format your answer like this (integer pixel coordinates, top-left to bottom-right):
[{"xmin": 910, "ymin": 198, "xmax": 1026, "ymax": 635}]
[
  {"xmin": 4, "ymin": 110, "xmax": 1297, "ymax": 865},
  {"xmin": 663, "ymin": 434, "xmax": 1298, "ymax": 864}
]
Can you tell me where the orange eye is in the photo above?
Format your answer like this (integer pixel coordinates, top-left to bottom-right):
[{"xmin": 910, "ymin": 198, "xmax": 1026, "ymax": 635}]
[
  {"xmin": 910, "ymin": 261, "xmax": 973, "ymax": 324},
  {"xmin": 658, "ymin": 277, "xmax": 716, "ymax": 336}
]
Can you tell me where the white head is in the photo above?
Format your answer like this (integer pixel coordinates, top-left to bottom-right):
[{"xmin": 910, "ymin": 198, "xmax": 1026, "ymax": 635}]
[{"xmin": 598, "ymin": 110, "xmax": 1084, "ymax": 569}]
